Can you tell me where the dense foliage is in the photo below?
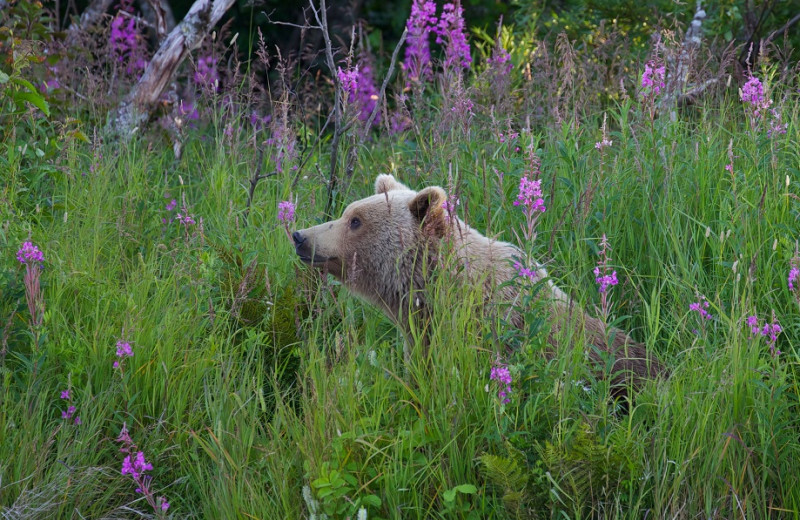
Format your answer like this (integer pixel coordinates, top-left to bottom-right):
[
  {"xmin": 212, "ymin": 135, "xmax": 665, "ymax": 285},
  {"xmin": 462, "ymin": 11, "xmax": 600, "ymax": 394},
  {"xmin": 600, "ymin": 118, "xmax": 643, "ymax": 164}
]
[{"xmin": 1, "ymin": 0, "xmax": 799, "ymax": 518}]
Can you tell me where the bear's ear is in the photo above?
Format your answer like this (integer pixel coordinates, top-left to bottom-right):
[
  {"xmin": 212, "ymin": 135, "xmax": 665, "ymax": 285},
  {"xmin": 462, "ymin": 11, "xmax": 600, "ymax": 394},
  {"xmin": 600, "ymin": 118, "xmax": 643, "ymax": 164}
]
[
  {"xmin": 409, "ymin": 186, "xmax": 447, "ymax": 237},
  {"xmin": 375, "ymin": 174, "xmax": 409, "ymax": 194}
]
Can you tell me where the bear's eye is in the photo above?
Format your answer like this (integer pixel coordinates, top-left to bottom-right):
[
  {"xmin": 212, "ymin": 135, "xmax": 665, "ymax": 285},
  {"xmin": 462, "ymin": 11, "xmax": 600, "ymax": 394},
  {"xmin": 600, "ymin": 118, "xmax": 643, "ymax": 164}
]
[{"xmin": 350, "ymin": 217, "xmax": 362, "ymax": 230}]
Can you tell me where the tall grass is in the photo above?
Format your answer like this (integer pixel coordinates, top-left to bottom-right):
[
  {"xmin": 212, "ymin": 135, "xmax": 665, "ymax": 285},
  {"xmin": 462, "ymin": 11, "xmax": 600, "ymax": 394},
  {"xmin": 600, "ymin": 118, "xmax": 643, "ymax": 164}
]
[{"xmin": 2, "ymin": 77, "xmax": 799, "ymax": 519}]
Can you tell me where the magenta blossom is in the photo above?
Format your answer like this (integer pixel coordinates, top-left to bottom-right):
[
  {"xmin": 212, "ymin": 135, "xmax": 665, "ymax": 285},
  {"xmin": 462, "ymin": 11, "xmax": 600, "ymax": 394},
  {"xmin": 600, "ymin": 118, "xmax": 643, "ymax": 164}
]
[
  {"xmin": 60, "ymin": 389, "xmax": 71, "ymax": 400},
  {"xmin": 17, "ymin": 242, "xmax": 44, "ymax": 266},
  {"xmin": 741, "ymin": 76, "xmax": 766, "ymax": 107},
  {"xmin": 194, "ymin": 55, "xmax": 219, "ymax": 89},
  {"xmin": 435, "ymin": 2, "xmax": 471, "ymax": 70},
  {"xmin": 489, "ymin": 362, "xmax": 512, "ymax": 404},
  {"xmin": 278, "ymin": 201, "xmax": 296, "ymax": 224},
  {"xmin": 689, "ymin": 299, "xmax": 713, "ymax": 321},
  {"xmin": 513, "ymin": 175, "xmax": 545, "ymax": 213},
  {"xmin": 641, "ymin": 60, "xmax": 665, "ymax": 96},
  {"xmin": 402, "ymin": 0, "xmax": 438, "ymax": 82},
  {"xmin": 789, "ymin": 264, "xmax": 799, "ymax": 291}
]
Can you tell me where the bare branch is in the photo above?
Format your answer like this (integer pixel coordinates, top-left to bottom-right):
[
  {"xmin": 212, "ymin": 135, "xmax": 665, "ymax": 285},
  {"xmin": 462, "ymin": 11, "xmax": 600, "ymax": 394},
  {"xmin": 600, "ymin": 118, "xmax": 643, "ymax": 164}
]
[{"xmin": 364, "ymin": 27, "xmax": 407, "ymax": 132}]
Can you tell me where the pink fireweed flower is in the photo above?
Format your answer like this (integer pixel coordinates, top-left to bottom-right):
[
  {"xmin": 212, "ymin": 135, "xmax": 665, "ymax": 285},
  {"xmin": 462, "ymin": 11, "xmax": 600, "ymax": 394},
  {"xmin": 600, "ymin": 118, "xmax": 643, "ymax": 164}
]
[
  {"xmin": 116, "ymin": 340, "xmax": 133, "ymax": 358},
  {"xmin": 767, "ymin": 108, "xmax": 788, "ymax": 138},
  {"xmin": 338, "ymin": 58, "xmax": 381, "ymax": 125},
  {"xmin": 789, "ymin": 260, "xmax": 799, "ymax": 291},
  {"xmin": 160, "ymin": 498, "xmax": 170, "ymax": 511},
  {"xmin": 689, "ymin": 298, "xmax": 713, "ymax": 321},
  {"xmin": 62, "ymin": 405, "xmax": 76, "ymax": 420},
  {"xmin": 194, "ymin": 55, "xmax": 219, "ymax": 89},
  {"xmin": 277, "ymin": 201, "xmax": 295, "ymax": 224},
  {"xmin": 60, "ymin": 389, "xmax": 71, "ymax": 400},
  {"xmin": 336, "ymin": 66, "xmax": 359, "ymax": 94},
  {"xmin": 513, "ymin": 261, "xmax": 540, "ymax": 283},
  {"xmin": 176, "ymin": 213, "xmax": 196, "ymax": 225},
  {"xmin": 640, "ymin": 60, "xmax": 665, "ymax": 96},
  {"xmin": 594, "ymin": 234, "xmax": 618, "ymax": 325},
  {"xmin": 165, "ymin": 199, "xmax": 177, "ymax": 212},
  {"xmin": 114, "ymin": 340, "xmax": 133, "ymax": 370},
  {"xmin": 402, "ymin": 0, "xmax": 438, "ymax": 82},
  {"xmin": 746, "ymin": 314, "xmax": 783, "ymax": 357},
  {"xmin": 595, "ymin": 139, "xmax": 612, "ymax": 150},
  {"xmin": 435, "ymin": 2, "xmax": 471, "ymax": 70},
  {"xmin": 513, "ymin": 175, "xmax": 545, "ymax": 213},
  {"xmin": 593, "ymin": 267, "xmax": 618, "ymax": 294},
  {"xmin": 17, "ymin": 242, "xmax": 44, "ymax": 266},
  {"xmin": 278, "ymin": 200, "xmax": 296, "ymax": 242},
  {"xmin": 741, "ymin": 76, "xmax": 765, "ymax": 107},
  {"xmin": 121, "ymin": 451, "xmax": 154, "ymax": 480},
  {"xmin": 489, "ymin": 361, "xmax": 512, "ymax": 404},
  {"xmin": 488, "ymin": 44, "xmax": 512, "ymax": 75}
]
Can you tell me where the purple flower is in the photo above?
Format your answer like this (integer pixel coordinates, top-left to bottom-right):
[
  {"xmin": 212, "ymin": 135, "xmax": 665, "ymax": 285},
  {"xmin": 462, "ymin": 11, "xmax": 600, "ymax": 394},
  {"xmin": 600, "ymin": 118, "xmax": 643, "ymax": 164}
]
[
  {"xmin": 160, "ymin": 498, "xmax": 170, "ymax": 511},
  {"xmin": 121, "ymin": 451, "xmax": 153, "ymax": 480},
  {"xmin": 689, "ymin": 299, "xmax": 713, "ymax": 321},
  {"xmin": 166, "ymin": 199, "xmax": 177, "ymax": 212},
  {"xmin": 60, "ymin": 389, "xmax": 71, "ymax": 400},
  {"xmin": 514, "ymin": 261, "xmax": 539, "ymax": 282},
  {"xmin": 513, "ymin": 175, "xmax": 545, "ymax": 213},
  {"xmin": 402, "ymin": 0, "xmax": 438, "ymax": 82},
  {"xmin": 488, "ymin": 45, "xmax": 512, "ymax": 75},
  {"xmin": 593, "ymin": 267, "xmax": 618, "ymax": 294},
  {"xmin": 434, "ymin": 3, "xmax": 471, "ymax": 70},
  {"xmin": 17, "ymin": 241, "xmax": 44, "ymax": 266},
  {"xmin": 641, "ymin": 60, "xmax": 665, "ymax": 96},
  {"xmin": 177, "ymin": 100, "xmax": 200, "ymax": 121},
  {"xmin": 489, "ymin": 362, "xmax": 512, "ymax": 404},
  {"xmin": 109, "ymin": 7, "xmax": 147, "ymax": 75},
  {"xmin": 789, "ymin": 265, "xmax": 799, "ymax": 291},
  {"xmin": 117, "ymin": 424, "xmax": 133, "ymax": 446},
  {"xmin": 595, "ymin": 139, "xmax": 612, "ymax": 150},
  {"xmin": 338, "ymin": 58, "xmax": 381, "ymax": 125},
  {"xmin": 337, "ymin": 66, "xmax": 359, "ymax": 94},
  {"xmin": 194, "ymin": 55, "xmax": 219, "ymax": 89},
  {"xmin": 767, "ymin": 108, "xmax": 788, "ymax": 138},
  {"xmin": 278, "ymin": 201, "xmax": 296, "ymax": 224},
  {"xmin": 741, "ymin": 76, "xmax": 765, "ymax": 107},
  {"xmin": 116, "ymin": 340, "xmax": 134, "ymax": 358},
  {"xmin": 62, "ymin": 405, "xmax": 76, "ymax": 420},
  {"xmin": 176, "ymin": 213, "xmax": 196, "ymax": 226}
]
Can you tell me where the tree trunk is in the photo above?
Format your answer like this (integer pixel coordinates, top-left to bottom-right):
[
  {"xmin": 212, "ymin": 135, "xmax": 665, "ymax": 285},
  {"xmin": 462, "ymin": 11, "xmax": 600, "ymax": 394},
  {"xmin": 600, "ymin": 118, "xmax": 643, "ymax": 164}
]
[
  {"xmin": 65, "ymin": 0, "xmax": 115, "ymax": 43},
  {"xmin": 105, "ymin": 0, "xmax": 235, "ymax": 141}
]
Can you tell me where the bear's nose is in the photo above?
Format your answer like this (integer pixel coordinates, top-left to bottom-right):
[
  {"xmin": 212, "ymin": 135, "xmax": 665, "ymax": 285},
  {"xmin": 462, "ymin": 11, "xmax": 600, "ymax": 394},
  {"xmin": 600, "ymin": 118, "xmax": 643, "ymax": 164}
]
[{"xmin": 292, "ymin": 231, "xmax": 305, "ymax": 247}]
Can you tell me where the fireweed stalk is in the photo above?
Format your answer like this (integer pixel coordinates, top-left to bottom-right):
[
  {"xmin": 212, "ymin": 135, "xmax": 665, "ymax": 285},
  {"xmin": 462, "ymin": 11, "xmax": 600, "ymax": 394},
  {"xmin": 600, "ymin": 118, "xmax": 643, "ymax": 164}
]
[
  {"xmin": 746, "ymin": 313, "xmax": 782, "ymax": 358},
  {"xmin": 639, "ymin": 59, "xmax": 665, "ymax": 120},
  {"xmin": 488, "ymin": 360, "xmax": 512, "ymax": 404},
  {"xmin": 789, "ymin": 251, "xmax": 800, "ymax": 307},
  {"xmin": 17, "ymin": 242, "xmax": 45, "ymax": 361},
  {"xmin": 512, "ymin": 145, "xmax": 547, "ymax": 284},
  {"xmin": 402, "ymin": 0, "xmax": 437, "ymax": 84},
  {"xmin": 594, "ymin": 234, "xmax": 619, "ymax": 325},
  {"xmin": 278, "ymin": 200, "xmax": 296, "ymax": 241},
  {"xmin": 116, "ymin": 423, "xmax": 170, "ymax": 516}
]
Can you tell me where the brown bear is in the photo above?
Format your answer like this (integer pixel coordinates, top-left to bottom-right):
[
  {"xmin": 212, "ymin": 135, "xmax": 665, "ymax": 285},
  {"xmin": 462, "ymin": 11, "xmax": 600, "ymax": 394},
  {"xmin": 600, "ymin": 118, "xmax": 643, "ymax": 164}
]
[{"xmin": 293, "ymin": 174, "xmax": 663, "ymax": 389}]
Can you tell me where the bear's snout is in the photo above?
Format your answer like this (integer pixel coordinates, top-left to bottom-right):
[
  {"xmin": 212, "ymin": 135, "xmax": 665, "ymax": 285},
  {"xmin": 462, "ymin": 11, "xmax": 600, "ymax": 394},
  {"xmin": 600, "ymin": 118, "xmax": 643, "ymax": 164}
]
[{"xmin": 292, "ymin": 231, "xmax": 305, "ymax": 247}]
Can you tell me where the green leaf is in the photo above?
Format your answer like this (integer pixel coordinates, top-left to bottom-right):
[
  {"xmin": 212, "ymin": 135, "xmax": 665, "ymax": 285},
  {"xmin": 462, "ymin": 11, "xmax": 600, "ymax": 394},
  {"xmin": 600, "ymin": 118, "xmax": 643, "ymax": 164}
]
[
  {"xmin": 0, "ymin": 71, "xmax": 9, "ymax": 83},
  {"xmin": 13, "ymin": 91, "xmax": 50, "ymax": 116},
  {"xmin": 454, "ymin": 484, "xmax": 477, "ymax": 495},
  {"xmin": 362, "ymin": 495, "xmax": 381, "ymax": 507}
]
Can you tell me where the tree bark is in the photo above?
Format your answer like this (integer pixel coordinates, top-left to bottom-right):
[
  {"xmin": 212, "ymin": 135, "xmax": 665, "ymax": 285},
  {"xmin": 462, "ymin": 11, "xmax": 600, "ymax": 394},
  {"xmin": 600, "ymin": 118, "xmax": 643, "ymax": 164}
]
[
  {"xmin": 659, "ymin": 1, "xmax": 706, "ymax": 119},
  {"xmin": 105, "ymin": 0, "xmax": 235, "ymax": 141},
  {"xmin": 65, "ymin": 0, "xmax": 115, "ymax": 43}
]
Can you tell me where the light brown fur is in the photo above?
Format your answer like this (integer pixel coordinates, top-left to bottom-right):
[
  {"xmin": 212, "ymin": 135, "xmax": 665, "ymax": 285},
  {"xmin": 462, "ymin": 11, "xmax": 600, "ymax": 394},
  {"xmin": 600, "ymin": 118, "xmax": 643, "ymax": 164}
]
[{"xmin": 293, "ymin": 174, "xmax": 663, "ymax": 390}]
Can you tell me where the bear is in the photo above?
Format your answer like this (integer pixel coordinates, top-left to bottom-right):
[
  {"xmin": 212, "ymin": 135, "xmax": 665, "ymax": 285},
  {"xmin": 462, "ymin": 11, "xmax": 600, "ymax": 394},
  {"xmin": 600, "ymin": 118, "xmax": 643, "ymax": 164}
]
[{"xmin": 292, "ymin": 174, "xmax": 663, "ymax": 390}]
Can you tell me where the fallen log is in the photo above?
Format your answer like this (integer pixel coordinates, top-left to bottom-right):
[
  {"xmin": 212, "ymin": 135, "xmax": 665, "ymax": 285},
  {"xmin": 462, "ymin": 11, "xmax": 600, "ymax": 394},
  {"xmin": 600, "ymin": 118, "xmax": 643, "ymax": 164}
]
[{"xmin": 105, "ymin": 0, "xmax": 235, "ymax": 141}]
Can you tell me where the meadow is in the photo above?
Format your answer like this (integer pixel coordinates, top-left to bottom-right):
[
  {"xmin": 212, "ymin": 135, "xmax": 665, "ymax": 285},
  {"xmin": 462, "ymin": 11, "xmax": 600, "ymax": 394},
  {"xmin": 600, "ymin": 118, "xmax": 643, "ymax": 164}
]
[{"xmin": 1, "ymin": 1, "xmax": 800, "ymax": 518}]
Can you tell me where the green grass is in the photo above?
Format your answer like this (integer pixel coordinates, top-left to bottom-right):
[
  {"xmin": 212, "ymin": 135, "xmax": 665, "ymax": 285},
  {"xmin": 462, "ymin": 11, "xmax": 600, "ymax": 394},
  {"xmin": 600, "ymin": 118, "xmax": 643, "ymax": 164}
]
[{"xmin": 1, "ymin": 89, "xmax": 799, "ymax": 519}]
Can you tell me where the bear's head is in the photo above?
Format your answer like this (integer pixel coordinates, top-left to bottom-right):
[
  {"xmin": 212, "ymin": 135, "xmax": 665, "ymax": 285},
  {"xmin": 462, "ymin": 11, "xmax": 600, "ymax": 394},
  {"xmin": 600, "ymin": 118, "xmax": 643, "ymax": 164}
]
[{"xmin": 292, "ymin": 174, "xmax": 448, "ymax": 316}]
